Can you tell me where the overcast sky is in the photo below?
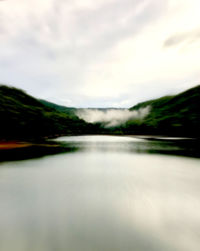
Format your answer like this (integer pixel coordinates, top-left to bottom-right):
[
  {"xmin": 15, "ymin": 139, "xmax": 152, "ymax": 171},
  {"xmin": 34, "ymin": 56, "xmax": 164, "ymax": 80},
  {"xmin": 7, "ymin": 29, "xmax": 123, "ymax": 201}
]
[{"xmin": 0, "ymin": 0, "xmax": 200, "ymax": 107}]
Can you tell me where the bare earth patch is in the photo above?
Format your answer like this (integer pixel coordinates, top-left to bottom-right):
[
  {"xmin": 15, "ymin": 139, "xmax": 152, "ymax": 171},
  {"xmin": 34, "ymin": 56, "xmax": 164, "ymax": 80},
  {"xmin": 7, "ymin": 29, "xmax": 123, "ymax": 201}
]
[{"xmin": 0, "ymin": 142, "xmax": 32, "ymax": 150}]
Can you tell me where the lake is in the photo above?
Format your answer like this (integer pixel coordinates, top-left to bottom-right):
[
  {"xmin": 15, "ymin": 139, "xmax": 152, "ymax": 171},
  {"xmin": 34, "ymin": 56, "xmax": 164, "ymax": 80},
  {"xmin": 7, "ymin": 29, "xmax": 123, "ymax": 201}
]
[{"xmin": 0, "ymin": 135, "xmax": 200, "ymax": 251}]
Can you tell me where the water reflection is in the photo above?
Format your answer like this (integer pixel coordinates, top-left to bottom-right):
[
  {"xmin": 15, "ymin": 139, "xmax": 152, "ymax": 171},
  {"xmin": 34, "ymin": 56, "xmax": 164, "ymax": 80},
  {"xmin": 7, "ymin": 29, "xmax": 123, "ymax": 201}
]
[
  {"xmin": 57, "ymin": 135, "xmax": 200, "ymax": 158},
  {"xmin": 0, "ymin": 136, "xmax": 200, "ymax": 251},
  {"xmin": 0, "ymin": 136, "xmax": 199, "ymax": 162},
  {"xmin": 0, "ymin": 141, "xmax": 78, "ymax": 162}
]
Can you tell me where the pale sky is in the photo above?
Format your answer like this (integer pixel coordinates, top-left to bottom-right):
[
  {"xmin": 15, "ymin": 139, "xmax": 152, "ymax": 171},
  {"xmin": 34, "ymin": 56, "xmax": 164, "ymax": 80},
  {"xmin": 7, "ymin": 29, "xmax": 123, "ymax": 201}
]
[{"xmin": 0, "ymin": 0, "xmax": 200, "ymax": 107}]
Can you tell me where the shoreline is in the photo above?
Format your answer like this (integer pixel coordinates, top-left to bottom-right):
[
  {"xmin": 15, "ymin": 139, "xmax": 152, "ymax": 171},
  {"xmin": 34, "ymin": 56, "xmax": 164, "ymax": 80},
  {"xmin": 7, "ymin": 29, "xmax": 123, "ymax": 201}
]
[
  {"xmin": 0, "ymin": 141, "xmax": 33, "ymax": 150},
  {"xmin": 0, "ymin": 135, "xmax": 197, "ymax": 150}
]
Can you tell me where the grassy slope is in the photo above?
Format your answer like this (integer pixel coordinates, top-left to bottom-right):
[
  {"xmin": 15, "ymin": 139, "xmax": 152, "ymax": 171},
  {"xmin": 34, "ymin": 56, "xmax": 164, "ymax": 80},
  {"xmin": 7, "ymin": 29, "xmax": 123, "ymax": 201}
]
[
  {"xmin": 40, "ymin": 99, "xmax": 76, "ymax": 116},
  {"xmin": 0, "ymin": 85, "xmax": 94, "ymax": 140},
  {"xmin": 1, "ymin": 84, "xmax": 199, "ymax": 139},
  {"xmin": 127, "ymin": 85, "xmax": 200, "ymax": 136}
]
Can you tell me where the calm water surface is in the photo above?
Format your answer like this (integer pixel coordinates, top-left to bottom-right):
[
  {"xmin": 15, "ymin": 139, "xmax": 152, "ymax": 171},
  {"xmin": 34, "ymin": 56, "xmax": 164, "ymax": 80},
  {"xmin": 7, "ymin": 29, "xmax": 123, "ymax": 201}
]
[{"xmin": 0, "ymin": 136, "xmax": 200, "ymax": 251}]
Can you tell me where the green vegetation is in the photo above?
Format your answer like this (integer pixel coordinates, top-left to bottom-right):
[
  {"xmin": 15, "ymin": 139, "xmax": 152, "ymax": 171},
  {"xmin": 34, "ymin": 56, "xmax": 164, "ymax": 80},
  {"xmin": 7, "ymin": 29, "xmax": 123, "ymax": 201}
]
[
  {"xmin": 39, "ymin": 99, "xmax": 76, "ymax": 116},
  {"xmin": 118, "ymin": 85, "xmax": 200, "ymax": 137},
  {"xmin": 0, "ymin": 84, "xmax": 199, "ymax": 140},
  {"xmin": 0, "ymin": 85, "xmax": 97, "ymax": 140}
]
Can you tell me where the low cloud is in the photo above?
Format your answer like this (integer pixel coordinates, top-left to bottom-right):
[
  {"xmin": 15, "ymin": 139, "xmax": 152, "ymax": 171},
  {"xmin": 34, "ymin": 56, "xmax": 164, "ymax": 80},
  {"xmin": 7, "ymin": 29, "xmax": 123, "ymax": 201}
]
[
  {"xmin": 163, "ymin": 28, "xmax": 200, "ymax": 48},
  {"xmin": 0, "ymin": 0, "xmax": 200, "ymax": 107},
  {"xmin": 76, "ymin": 106, "xmax": 150, "ymax": 127}
]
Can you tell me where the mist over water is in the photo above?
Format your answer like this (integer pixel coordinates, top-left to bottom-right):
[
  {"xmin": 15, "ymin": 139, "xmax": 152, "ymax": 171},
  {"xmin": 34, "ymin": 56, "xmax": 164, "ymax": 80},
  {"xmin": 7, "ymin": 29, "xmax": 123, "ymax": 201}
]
[
  {"xmin": 76, "ymin": 106, "xmax": 150, "ymax": 127},
  {"xmin": 0, "ymin": 136, "xmax": 200, "ymax": 251}
]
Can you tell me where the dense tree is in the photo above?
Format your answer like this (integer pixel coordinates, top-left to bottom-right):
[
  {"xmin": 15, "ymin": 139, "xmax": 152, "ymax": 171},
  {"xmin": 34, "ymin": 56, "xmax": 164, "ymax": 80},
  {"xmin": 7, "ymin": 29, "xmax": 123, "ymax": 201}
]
[
  {"xmin": 1, "ymin": 84, "xmax": 199, "ymax": 140},
  {"xmin": 0, "ymin": 85, "xmax": 98, "ymax": 140}
]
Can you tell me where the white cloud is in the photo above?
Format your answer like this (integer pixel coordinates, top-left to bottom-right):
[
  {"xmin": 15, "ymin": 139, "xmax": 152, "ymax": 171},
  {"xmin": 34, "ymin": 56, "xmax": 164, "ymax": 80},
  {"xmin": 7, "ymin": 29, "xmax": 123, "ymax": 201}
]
[
  {"xmin": 76, "ymin": 106, "xmax": 150, "ymax": 127},
  {"xmin": 0, "ymin": 0, "xmax": 199, "ymax": 107},
  {"xmin": 82, "ymin": 0, "xmax": 200, "ymax": 99}
]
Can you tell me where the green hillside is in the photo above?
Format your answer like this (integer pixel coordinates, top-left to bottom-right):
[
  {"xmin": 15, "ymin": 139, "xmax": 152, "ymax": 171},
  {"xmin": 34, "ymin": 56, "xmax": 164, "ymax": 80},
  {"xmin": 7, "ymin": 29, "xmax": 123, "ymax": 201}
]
[
  {"xmin": 1, "ymin": 84, "xmax": 199, "ymax": 140},
  {"xmin": 0, "ymin": 85, "xmax": 94, "ymax": 140},
  {"xmin": 126, "ymin": 85, "xmax": 200, "ymax": 137},
  {"xmin": 40, "ymin": 99, "xmax": 76, "ymax": 116}
]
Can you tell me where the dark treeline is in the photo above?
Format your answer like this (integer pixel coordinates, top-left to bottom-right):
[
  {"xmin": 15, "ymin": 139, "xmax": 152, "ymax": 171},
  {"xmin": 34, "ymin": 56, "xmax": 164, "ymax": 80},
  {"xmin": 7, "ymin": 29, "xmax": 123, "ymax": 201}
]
[
  {"xmin": 0, "ymin": 84, "xmax": 200, "ymax": 141},
  {"xmin": 0, "ymin": 85, "xmax": 100, "ymax": 141},
  {"xmin": 107, "ymin": 85, "xmax": 200, "ymax": 137}
]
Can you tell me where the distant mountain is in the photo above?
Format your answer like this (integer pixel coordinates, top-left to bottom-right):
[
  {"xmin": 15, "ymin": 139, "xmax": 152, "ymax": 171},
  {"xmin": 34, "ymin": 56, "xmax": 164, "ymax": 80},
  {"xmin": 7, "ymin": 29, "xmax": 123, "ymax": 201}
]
[
  {"xmin": 40, "ymin": 99, "xmax": 76, "ymax": 116},
  {"xmin": 126, "ymin": 85, "xmax": 200, "ymax": 137},
  {"xmin": 40, "ymin": 100, "xmax": 125, "ymax": 115},
  {"xmin": 0, "ymin": 85, "xmax": 95, "ymax": 140},
  {"xmin": 1, "ymin": 84, "xmax": 199, "ymax": 140}
]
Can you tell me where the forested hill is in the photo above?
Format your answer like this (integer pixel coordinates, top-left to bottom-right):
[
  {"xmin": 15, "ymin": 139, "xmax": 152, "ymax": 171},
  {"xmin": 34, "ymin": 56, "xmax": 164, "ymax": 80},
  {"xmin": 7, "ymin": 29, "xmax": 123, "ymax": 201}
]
[
  {"xmin": 127, "ymin": 85, "xmax": 200, "ymax": 137},
  {"xmin": 1, "ymin": 84, "xmax": 200, "ymax": 140},
  {"xmin": 0, "ymin": 85, "xmax": 94, "ymax": 140},
  {"xmin": 40, "ymin": 99, "xmax": 76, "ymax": 116}
]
